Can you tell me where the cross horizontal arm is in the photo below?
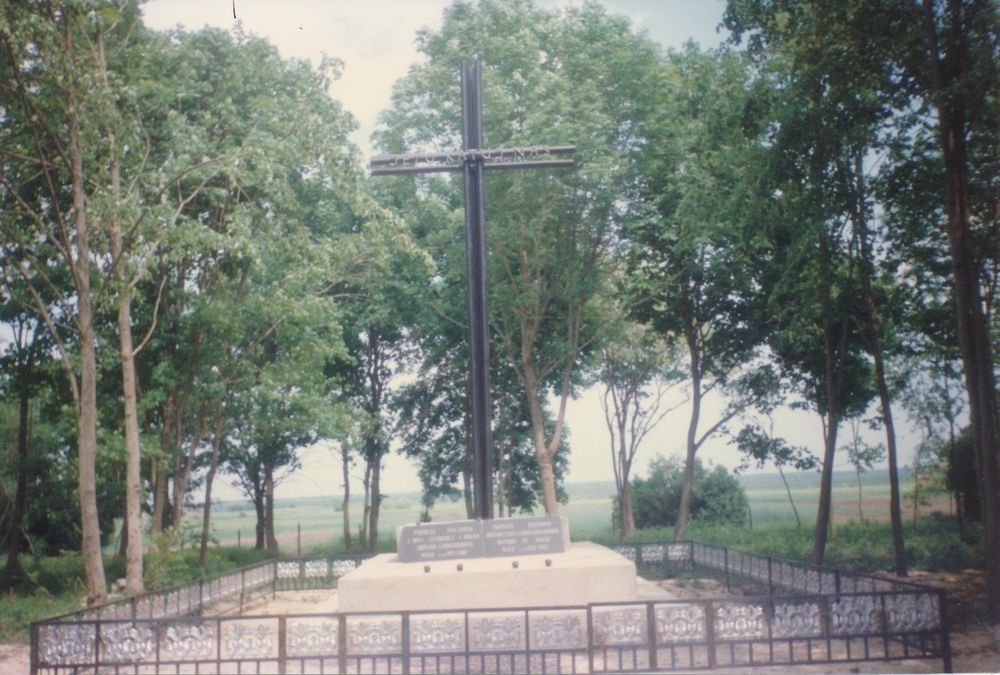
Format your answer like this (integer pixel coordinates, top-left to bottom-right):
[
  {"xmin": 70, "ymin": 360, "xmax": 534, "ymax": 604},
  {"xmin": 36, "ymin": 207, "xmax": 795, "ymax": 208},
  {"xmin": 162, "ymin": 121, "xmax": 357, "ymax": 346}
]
[
  {"xmin": 370, "ymin": 158, "xmax": 575, "ymax": 176},
  {"xmin": 370, "ymin": 145, "xmax": 576, "ymax": 175}
]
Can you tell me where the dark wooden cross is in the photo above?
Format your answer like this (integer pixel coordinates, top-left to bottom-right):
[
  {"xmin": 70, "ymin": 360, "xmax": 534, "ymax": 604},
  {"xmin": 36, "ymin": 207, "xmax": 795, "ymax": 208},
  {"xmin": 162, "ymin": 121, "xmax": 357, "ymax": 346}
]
[{"xmin": 370, "ymin": 61, "xmax": 574, "ymax": 520}]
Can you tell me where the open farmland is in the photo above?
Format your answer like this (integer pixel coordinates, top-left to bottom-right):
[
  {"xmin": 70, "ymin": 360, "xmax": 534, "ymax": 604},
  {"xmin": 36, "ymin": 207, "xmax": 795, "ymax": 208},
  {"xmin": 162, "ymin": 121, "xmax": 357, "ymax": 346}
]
[{"xmin": 184, "ymin": 468, "xmax": 947, "ymax": 553}]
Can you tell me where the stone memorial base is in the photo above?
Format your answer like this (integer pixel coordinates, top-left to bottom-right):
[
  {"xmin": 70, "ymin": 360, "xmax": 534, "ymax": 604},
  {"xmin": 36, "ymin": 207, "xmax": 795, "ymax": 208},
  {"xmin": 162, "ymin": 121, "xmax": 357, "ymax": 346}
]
[{"xmin": 337, "ymin": 541, "xmax": 637, "ymax": 612}]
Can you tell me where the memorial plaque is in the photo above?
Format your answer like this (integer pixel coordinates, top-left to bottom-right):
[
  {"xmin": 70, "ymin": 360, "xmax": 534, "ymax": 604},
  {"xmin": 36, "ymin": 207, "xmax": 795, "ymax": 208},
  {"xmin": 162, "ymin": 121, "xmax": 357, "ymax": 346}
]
[
  {"xmin": 397, "ymin": 517, "xmax": 568, "ymax": 562},
  {"xmin": 482, "ymin": 517, "xmax": 567, "ymax": 557},
  {"xmin": 397, "ymin": 521, "xmax": 485, "ymax": 563}
]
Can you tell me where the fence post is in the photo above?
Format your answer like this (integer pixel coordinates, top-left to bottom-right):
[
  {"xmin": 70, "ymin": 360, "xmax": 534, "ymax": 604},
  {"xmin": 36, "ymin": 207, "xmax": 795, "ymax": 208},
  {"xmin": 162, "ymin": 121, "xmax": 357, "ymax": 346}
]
[
  {"xmin": 278, "ymin": 615, "xmax": 287, "ymax": 674},
  {"xmin": 586, "ymin": 605, "xmax": 595, "ymax": 675},
  {"xmin": 705, "ymin": 600, "xmax": 716, "ymax": 669},
  {"xmin": 297, "ymin": 524, "xmax": 301, "ymax": 557},
  {"xmin": 401, "ymin": 612, "xmax": 411, "ymax": 674},
  {"xmin": 646, "ymin": 601, "xmax": 658, "ymax": 671},
  {"xmin": 240, "ymin": 568, "xmax": 247, "ymax": 614},
  {"xmin": 767, "ymin": 556, "xmax": 774, "ymax": 595},
  {"xmin": 338, "ymin": 613, "xmax": 348, "ymax": 675},
  {"xmin": 30, "ymin": 622, "xmax": 38, "ymax": 674},
  {"xmin": 724, "ymin": 548, "xmax": 730, "ymax": 592},
  {"xmin": 939, "ymin": 591, "xmax": 953, "ymax": 673},
  {"xmin": 198, "ymin": 579, "xmax": 204, "ymax": 616},
  {"xmin": 878, "ymin": 593, "xmax": 890, "ymax": 660},
  {"xmin": 93, "ymin": 617, "xmax": 101, "ymax": 671}
]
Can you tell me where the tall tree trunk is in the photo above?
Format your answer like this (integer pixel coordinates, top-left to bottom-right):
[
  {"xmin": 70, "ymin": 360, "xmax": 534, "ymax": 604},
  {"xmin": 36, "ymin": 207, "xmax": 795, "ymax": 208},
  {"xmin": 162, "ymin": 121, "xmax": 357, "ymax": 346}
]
[
  {"xmin": 852, "ymin": 152, "xmax": 907, "ymax": 576},
  {"xmin": 253, "ymin": 485, "xmax": 266, "ymax": 550},
  {"xmin": 523, "ymin": 362, "xmax": 560, "ymax": 515},
  {"xmin": 94, "ymin": 16, "xmax": 145, "ymax": 595},
  {"xmin": 172, "ymin": 405, "xmax": 208, "ymax": 528},
  {"xmin": 620, "ymin": 485, "xmax": 636, "ymax": 542},
  {"xmin": 106, "ymin": 123, "xmax": 144, "ymax": 593},
  {"xmin": 199, "ymin": 402, "xmax": 226, "ymax": 571},
  {"xmin": 922, "ymin": 0, "xmax": 1000, "ymax": 620},
  {"xmin": 674, "ymin": 312, "xmax": 701, "ymax": 543},
  {"xmin": 0, "ymin": 381, "xmax": 31, "ymax": 591},
  {"xmin": 341, "ymin": 445, "xmax": 352, "ymax": 553},
  {"xmin": 811, "ymin": 380, "xmax": 842, "ymax": 566},
  {"xmin": 68, "ymin": 51, "xmax": 107, "ymax": 600},
  {"xmin": 116, "ymin": 290, "xmax": 145, "ymax": 594},
  {"xmin": 856, "ymin": 464, "xmax": 865, "ymax": 520},
  {"xmin": 359, "ymin": 461, "xmax": 371, "ymax": 551},
  {"xmin": 152, "ymin": 390, "xmax": 174, "ymax": 535},
  {"xmin": 77, "ymin": 291, "xmax": 107, "ymax": 603},
  {"xmin": 811, "ymin": 231, "xmax": 849, "ymax": 567},
  {"xmin": 368, "ymin": 444, "xmax": 381, "ymax": 552},
  {"xmin": 873, "ymin": 347, "xmax": 907, "ymax": 573},
  {"xmin": 777, "ymin": 464, "xmax": 801, "ymax": 528},
  {"xmin": 264, "ymin": 462, "xmax": 278, "ymax": 557}
]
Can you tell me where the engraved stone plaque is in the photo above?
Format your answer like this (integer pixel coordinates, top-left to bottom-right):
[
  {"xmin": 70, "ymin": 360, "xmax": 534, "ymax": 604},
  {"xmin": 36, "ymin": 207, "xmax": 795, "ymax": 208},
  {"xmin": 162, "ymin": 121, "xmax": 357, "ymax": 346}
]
[
  {"xmin": 397, "ymin": 516, "xmax": 568, "ymax": 562},
  {"xmin": 397, "ymin": 520, "xmax": 485, "ymax": 562},
  {"xmin": 482, "ymin": 517, "xmax": 566, "ymax": 557}
]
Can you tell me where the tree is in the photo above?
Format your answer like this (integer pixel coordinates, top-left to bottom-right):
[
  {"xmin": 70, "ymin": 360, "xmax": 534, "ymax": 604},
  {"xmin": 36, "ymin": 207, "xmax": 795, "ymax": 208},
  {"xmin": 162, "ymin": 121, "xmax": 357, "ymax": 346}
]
[
  {"xmin": 734, "ymin": 421, "xmax": 817, "ymax": 528},
  {"xmin": 725, "ymin": 0, "xmax": 1000, "ymax": 621},
  {"xmin": 628, "ymin": 45, "xmax": 775, "ymax": 542},
  {"xmin": 842, "ymin": 420, "xmax": 886, "ymax": 520},
  {"xmin": 0, "ymin": 297, "xmax": 50, "ymax": 590},
  {"xmin": 0, "ymin": 0, "xmax": 152, "ymax": 603},
  {"xmin": 599, "ymin": 318, "xmax": 682, "ymax": 540}
]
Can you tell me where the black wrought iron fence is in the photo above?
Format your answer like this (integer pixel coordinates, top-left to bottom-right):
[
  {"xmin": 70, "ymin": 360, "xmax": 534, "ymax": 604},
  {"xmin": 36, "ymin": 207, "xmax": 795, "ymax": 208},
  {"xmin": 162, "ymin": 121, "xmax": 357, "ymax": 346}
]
[
  {"xmin": 611, "ymin": 541, "xmax": 929, "ymax": 595},
  {"xmin": 39, "ymin": 560, "xmax": 278, "ymax": 626},
  {"xmin": 30, "ymin": 541, "xmax": 952, "ymax": 674},
  {"xmin": 30, "ymin": 589, "xmax": 950, "ymax": 674},
  {"xmin": 273, "ymin": 555, "xmax": 371, "ymax": 591}
]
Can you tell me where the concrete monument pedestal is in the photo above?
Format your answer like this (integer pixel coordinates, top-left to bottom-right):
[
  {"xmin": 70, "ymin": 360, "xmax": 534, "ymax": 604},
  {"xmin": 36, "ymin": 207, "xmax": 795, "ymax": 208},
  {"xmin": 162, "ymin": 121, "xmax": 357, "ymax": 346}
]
[{"xmin": 337, "ymin": 517, "xmax": 639, "ymax": 613}]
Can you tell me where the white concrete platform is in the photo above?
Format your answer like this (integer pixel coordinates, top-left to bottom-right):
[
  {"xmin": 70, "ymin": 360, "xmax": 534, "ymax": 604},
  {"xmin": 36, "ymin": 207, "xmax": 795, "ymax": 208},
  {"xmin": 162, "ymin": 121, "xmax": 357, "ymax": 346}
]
[{"xmin": 337, "ymin": 541, "xmax": 639, "ymax": 612}]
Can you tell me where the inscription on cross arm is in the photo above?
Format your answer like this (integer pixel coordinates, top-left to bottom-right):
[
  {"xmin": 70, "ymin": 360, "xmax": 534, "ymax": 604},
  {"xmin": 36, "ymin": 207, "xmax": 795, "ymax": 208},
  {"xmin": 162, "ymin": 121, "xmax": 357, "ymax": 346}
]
[
  {"xmin": 369, "ymin": 61, "xmax": 574, "ymax": 520},
  {"xmin": 370, "ymin": 145, "xmax": 576, "ymax": 175}
]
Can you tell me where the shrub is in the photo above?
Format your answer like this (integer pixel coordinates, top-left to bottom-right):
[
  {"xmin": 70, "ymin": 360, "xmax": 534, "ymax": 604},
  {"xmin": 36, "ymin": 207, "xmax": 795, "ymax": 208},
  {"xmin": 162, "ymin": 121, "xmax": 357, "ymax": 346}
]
[{"xmin": 629, "ymin": 456, "xmax": 748, "ymax": 529}]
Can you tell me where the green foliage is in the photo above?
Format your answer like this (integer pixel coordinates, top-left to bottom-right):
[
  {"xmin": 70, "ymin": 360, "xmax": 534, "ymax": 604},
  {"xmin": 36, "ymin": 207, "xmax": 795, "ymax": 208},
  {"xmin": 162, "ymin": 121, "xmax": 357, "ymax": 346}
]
[
  {"xmin": 143, "ymin": 529, "xmax": 190, "ymax": 592},
  {"xmin": 629, "ymin": 456, "xmax": 748, "ymax": 529},
  {"xmin": 679, "ymin": 516, "xmax": 980, "ymax": 573},
  {"xmin": 0, "ymin": 592, "xmax": 80, "ymax": 644},
  {"xmin": 734, "ymin": 424, "xmax": 817, "ymax": 472}
]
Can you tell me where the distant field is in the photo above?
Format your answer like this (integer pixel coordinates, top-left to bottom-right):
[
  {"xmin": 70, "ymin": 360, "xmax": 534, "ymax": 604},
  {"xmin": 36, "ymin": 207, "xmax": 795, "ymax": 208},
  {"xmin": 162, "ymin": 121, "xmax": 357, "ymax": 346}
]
[{"xmin": 184, "ymin": 468, "xmax": 950, "ymax": 553}]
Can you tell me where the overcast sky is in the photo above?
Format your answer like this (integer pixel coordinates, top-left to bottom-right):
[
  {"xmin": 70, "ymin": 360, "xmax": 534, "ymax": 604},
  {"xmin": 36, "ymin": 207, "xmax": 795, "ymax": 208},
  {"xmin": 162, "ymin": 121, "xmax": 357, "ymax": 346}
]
[{"xmin": 138, "ymin": 1, "xmax": 912, "ymax": 502}]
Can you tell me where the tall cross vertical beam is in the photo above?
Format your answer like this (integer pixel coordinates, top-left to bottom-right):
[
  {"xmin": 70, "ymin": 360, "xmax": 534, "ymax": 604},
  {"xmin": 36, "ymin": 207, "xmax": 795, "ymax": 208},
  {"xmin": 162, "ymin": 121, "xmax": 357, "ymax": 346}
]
[
  {"xmin": 371, "ymin": 62, "xmax": 574, "ymax": 520},
  {"xmin": 460, "ymin": 62, "xmax": 493, "ymax": 521}
]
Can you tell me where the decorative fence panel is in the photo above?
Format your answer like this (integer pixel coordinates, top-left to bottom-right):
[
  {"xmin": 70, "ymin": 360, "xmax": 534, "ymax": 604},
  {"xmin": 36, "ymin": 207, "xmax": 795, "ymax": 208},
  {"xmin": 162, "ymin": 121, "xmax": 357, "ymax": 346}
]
[
  {"xmin": 30, "ymin": 542, "xmax": 951, "ymax": 673},
  {"xmin": 31, "ymin": 591, "xmax": 949, "ymax": 674},
  {"xmin": 688, "ymin": 541, "xmax": 926, "ymax": 596},
  {"xmin": 273, "ymin": 556, "xmax": 368, "ymax": 591}
]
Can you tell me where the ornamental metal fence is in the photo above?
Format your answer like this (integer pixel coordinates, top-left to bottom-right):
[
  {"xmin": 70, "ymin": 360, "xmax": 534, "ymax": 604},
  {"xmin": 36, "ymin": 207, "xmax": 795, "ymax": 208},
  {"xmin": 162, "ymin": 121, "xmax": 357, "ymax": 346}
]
[
  {"xmin": 30, "ymin": 541, "xmax": 951, "ymax": 674},
  {"xmin": 610, "ymin": 540, "xmax": 930, "ymax": 595}
]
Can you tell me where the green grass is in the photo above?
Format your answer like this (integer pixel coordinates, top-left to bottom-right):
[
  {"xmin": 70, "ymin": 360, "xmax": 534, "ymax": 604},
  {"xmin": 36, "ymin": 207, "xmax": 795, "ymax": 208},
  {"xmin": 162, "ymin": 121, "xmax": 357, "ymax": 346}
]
[
  {"xmin": 615, "ymin": 516, "xmax": 982, "ymax": 574},
  {"xmin": 0, "ymin": 592, "xmax": 80, "ymax": 643},
  {"xmin": 0, "ymin": 546, "xmax": 268, "ymax": 643}
]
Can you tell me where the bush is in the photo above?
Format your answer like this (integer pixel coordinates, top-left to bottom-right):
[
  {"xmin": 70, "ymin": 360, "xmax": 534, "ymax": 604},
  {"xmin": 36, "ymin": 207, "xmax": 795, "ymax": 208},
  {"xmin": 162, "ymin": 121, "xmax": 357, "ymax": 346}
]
[{"xmin": 629, "ymin": 456, "xmax": 748, "ymax": 529}]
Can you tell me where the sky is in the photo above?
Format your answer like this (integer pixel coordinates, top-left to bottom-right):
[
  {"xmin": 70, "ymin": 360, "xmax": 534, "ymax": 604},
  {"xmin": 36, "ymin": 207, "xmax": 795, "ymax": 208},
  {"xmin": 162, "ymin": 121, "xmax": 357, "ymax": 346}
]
[{"xmin": 138, "ymin": 0, "xmax": 921, "ymax": 503}]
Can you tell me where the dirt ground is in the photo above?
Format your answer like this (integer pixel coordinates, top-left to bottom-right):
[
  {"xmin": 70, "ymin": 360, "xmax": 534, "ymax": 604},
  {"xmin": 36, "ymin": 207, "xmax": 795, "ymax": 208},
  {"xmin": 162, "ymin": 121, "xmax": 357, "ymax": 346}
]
[{"xmin": 5, "ymin": 568, "xmax": 996, "ymax": 675}]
